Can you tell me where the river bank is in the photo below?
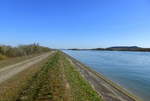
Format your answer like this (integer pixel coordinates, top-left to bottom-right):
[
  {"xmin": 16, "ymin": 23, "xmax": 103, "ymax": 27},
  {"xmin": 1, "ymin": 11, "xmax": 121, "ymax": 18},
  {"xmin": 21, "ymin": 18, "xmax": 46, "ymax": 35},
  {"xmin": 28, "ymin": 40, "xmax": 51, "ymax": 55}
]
[{"xmin": 63, "ymin": 52, "xmax": 142, "ymax": 101}]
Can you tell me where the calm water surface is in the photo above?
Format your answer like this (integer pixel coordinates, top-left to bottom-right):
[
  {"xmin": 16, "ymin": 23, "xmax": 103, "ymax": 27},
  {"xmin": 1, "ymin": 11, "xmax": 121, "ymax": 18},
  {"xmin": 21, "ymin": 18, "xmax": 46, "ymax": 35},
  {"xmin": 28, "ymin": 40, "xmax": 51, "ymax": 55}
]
[{"xmin": 63, "ymin": 50, "xmax": 150, "ymax": 101}]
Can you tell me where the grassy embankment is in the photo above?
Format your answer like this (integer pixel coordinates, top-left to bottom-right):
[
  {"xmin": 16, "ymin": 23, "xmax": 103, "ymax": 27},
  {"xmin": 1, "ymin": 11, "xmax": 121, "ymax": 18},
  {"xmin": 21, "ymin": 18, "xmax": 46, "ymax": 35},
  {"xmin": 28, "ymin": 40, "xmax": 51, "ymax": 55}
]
[
  {"xmin": 67, "ymin": 54, "xmax": 142, "ymax": 101},
  {"xmin": 0, "ymin": 51, "xmax": 102, "ymax": 101}
]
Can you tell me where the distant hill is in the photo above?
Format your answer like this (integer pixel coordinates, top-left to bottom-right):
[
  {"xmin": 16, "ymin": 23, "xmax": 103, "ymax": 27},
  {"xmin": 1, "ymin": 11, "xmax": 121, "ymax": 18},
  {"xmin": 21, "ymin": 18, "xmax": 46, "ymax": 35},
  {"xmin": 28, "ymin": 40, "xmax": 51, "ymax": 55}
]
[
  {"xmin": 106, "ymin": 46, "xmax": 142, "ymax": 51},
  {"xmin": 68, "ymin": 46, "xmax": 150, "ymax": 52},
  {"xmin": 93, "ymin": 46, "xmax": 150, "ymax": 52},
  {"xmin": 108, "ymin": 46, "xmax": 140, "ymax": 49}
]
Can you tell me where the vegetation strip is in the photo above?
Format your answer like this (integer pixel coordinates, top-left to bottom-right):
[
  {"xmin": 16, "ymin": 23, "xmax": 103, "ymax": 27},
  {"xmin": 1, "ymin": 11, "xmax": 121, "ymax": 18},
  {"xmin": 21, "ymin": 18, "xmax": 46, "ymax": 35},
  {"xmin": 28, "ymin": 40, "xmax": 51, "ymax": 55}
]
[{"xmin": 61, "ymin": 52, "xmax": 102, "ymax": 101}]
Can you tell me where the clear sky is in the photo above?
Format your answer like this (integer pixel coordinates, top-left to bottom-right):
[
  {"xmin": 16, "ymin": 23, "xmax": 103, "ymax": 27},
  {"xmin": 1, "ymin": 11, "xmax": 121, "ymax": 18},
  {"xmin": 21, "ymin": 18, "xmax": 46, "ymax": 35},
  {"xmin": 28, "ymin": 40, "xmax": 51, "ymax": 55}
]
[{"xmin": 0, "ymin": 0, "xmax": 150, "ymax": 48}]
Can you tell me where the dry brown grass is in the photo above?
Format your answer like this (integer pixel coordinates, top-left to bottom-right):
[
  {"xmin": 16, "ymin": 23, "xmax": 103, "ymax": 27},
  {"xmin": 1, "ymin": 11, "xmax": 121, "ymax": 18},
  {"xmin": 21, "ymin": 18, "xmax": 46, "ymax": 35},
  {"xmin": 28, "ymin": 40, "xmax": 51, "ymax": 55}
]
[{"xmin": 0, "ymin": 54, "xmax": 7, "ymax": 60}]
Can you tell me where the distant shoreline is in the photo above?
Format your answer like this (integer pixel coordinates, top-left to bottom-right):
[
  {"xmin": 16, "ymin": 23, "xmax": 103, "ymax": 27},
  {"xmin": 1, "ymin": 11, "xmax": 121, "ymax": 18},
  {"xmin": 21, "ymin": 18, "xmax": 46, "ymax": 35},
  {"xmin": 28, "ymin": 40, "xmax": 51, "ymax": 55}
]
[{"xmin": 68, "ymin": 46, "xmax": 150, "ymax": 52}]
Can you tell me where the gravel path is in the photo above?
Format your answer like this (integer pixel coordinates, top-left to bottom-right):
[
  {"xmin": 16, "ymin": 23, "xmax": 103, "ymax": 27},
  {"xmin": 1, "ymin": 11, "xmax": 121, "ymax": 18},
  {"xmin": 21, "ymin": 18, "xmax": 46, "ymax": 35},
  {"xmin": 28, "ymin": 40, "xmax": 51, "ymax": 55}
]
[{"xmin": 0, "ymin": 52, "xmax": 54, "ymax": 84}]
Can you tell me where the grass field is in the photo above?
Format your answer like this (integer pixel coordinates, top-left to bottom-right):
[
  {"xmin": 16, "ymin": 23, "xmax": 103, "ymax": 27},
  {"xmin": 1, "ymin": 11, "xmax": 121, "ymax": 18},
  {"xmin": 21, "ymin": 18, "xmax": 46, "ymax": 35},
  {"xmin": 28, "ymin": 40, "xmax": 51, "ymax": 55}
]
[{"xmin": 0, "ymin": 51, "xmax": 102, "ymax": 101}]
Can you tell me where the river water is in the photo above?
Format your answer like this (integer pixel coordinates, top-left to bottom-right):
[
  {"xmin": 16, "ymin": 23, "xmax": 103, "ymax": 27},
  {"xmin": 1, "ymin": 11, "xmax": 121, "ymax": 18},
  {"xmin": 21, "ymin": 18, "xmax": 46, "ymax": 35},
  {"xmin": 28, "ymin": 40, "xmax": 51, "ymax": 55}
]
[{"xmin": 63, "ymin": 50, "xmax": 150, "ymax": 101}]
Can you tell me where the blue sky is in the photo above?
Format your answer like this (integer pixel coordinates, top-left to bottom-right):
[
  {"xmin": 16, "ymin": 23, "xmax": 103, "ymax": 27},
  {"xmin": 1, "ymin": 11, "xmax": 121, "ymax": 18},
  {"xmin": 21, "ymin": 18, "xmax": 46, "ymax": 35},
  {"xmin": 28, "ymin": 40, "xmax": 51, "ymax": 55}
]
[{"xmin": 0, "ymin": 0, "xmax": 150, "ymax": 48}]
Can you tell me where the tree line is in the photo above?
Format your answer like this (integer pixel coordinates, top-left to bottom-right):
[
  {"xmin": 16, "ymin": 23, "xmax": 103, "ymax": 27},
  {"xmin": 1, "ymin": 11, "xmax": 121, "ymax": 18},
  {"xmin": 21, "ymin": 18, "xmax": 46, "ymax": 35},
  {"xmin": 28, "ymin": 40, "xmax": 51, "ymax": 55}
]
[{"xmin": 0, "ymin": 43, "xmax": 50, "ymax": 58}]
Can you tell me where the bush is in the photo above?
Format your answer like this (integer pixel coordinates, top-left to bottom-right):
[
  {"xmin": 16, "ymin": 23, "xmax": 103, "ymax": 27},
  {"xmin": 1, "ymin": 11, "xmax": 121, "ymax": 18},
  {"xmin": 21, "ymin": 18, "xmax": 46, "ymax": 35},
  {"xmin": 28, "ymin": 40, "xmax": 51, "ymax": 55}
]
[{"xmin": 0, "ymin": 43, "xmax": 50, "ymax": 58}]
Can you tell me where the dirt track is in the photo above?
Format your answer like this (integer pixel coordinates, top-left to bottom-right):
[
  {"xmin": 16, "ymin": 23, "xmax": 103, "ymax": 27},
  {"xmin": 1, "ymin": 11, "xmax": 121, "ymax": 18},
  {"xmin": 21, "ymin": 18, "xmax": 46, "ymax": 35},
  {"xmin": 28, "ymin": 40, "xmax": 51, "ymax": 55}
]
[
  {"xmin": 0, "ymin": 52, "xmax": 54, "ymax": 84},
  {"xmin": 66, "ymin": 54, "xmax": 141, "ymax": 101}
]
